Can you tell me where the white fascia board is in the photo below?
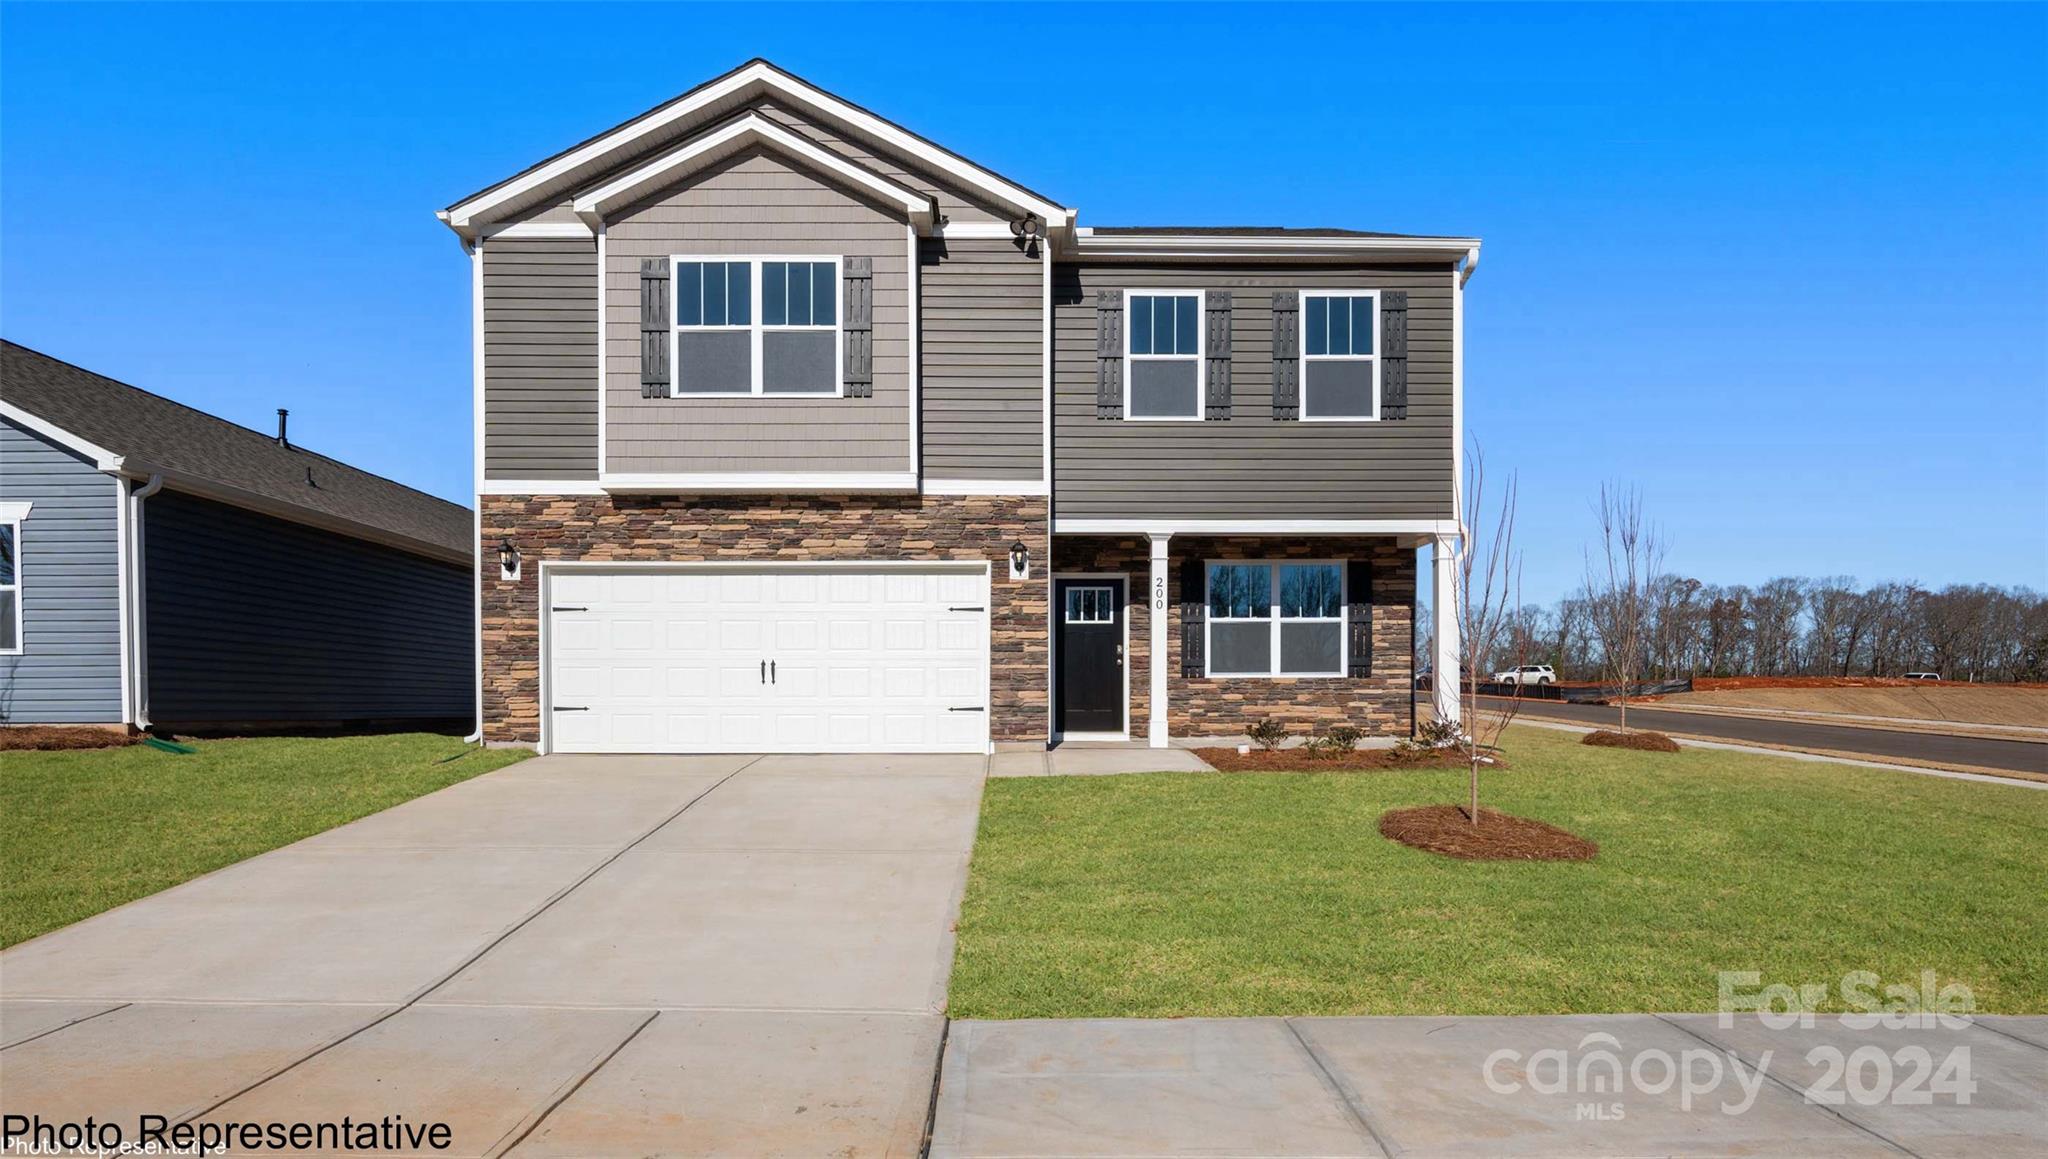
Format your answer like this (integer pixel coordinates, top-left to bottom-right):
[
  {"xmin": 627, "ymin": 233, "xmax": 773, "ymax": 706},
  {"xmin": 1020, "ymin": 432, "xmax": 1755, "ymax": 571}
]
[
  {"xmin": 572, "ymin": 114, "xmax": 935, "ymax": 231},
  {"xmin": 480, "ymin": 479, "xmax": 608, "ymax": 496},
  {"xmin": 1066, "ymin": 234, "xmax": 1481, "ymax": 263},
  {"xmin": 448, "ymin": 62, "xmax": 1069, "ymax": 232},
  {"xmin": 922, "ymin": 478, "xmax": 1049, "ymax": 496},
  {"xmin": 1054, "ymin": 517, "xmax": 1461, "ymax": 537},
  {"xmin": 599, "ymin": 471, "xmax": 919, "ymax": 495},
  {"xmin": 0, "ymin": 401, "xmax": 124, "ymax": 471},
  {"xmin": 479, "ymin": 221, "xmax": 595, "ymax": 240}
]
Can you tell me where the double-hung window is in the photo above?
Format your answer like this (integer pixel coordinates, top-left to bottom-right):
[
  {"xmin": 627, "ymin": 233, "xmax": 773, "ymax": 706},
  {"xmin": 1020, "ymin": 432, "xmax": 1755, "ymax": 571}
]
[
  {"xmin": 0, "ymin": 519, "xmax": 19, "ymax": 654},
  {"xmin": 1205, "ymin": 561, "xmax": 1345, "ymax": 677},
  {"xmin": 673, "ymin": 256, "xmax": 840, "ymax": 396},
  {"xmin": 1301, "ymin": 290, "xmax": 1378, "ymax": 420},
  {"xmin": 1125, "ymin": 290, "xmax": 1203, "ymax": 420}
]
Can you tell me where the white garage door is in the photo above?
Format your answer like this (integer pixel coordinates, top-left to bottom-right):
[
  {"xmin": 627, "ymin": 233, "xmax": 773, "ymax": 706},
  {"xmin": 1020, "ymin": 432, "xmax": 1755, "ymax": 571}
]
[{"xmin": 545, "ymin": 566, "xmax": 990, "ymax": 754}]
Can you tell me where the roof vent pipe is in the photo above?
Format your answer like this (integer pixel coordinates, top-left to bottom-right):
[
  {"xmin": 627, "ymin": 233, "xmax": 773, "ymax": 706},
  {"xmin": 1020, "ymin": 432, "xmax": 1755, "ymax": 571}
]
[{"xmin": 276, "ymin": 408, "xmax": 290, "ymax": 447}]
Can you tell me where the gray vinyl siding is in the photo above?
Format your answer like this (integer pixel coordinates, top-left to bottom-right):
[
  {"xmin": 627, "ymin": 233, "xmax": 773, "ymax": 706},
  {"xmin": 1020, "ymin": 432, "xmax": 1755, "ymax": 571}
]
[
  {"xmin": 0, "ymin": 420, "xmax": 123, "ymax": 723},
  {"xmin": 604, "ymin": 147, "xmax": 911, "ymax": 474},
  {"xmin": 143, "ymin": 490, "xmax": 471, "ymax": 725},
  {"xmin": 920, "ymin": 237, "xmax": 1043, "ymax": 480},
  {"xmin": 484, "ymin": 237, "xmax": 599, "ymax": 480},
  {"xmin": 754, "ymin": 99, "xmax": 1011, "ymax": 225},
  {"xmin": 1053, "ymin": 264, "xmax": 1456, "ymax": 519}
]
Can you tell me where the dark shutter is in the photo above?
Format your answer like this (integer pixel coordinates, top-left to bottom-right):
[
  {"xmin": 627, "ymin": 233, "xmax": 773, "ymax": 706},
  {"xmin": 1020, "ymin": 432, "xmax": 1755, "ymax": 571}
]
[
  {"xmin": 1095, "ymin": 290, "xmax": 1123, "ymax": 419},
  {"xmin": 1180, "ymin": 557, "xmax": 1206, "ymax": 677},
  {"xmin": 844, "ymin": 256, "xmax": 874, "ymax": 398},
  {"xmin": 1381, "ymin": 290, "xmax": 1408, "ymax": 420},
  {"xmin": 1347, "ymin": 559, "xmax": 1374, "ymax": 677},
  {"xmin": 1204, "ymin": 290, "xmax": 1232, "ymax": 420},
  {"xmin": 640, "ymin": 257, "xmax": 671, "ymax": 398},
  {"xmin": 1271, "ymin": 290, "xmax": 1299, "ymax": 420}
]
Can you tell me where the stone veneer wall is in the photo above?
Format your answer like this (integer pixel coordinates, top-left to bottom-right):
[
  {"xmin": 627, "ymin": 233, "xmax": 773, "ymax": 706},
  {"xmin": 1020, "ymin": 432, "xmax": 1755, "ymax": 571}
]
[
  {"xmin": 1053, "ymin": 536, "xmax": 1416, "ymax": 740},
  {"xmin": 481, "ymin": 493, "xmax": 1049, "ymax": 745}
]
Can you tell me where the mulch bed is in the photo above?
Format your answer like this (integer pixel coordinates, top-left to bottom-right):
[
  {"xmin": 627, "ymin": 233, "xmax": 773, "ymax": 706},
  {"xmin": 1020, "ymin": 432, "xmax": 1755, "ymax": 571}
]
[
  {"xmin": 1198, "ymin": 747, "xmax": 1505, "ymax": 773},
  {"xmin": 1379, "ymin": 804, "xmax": 1599, "ymax": 861},
  {"xmin": 1581, "ymin": 729, "xmax": 1681, "ymax": 753},
  {"xmin": 0, "ymin": 726, "xmax": 140, "ymax": 751}
]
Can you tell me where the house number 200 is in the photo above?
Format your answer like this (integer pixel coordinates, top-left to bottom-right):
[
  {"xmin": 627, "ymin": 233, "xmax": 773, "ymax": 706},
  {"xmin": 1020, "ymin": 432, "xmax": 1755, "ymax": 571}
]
[{"xmin": 1154, "ymin": 577, "xmax": 1167, "ymax": 611}]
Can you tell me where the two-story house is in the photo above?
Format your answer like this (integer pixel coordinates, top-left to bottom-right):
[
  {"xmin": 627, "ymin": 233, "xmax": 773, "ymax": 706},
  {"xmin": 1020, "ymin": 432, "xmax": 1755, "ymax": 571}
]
[{"xmin": 442, "ymin": 60, "xmax": 1473, "ymax": 755}]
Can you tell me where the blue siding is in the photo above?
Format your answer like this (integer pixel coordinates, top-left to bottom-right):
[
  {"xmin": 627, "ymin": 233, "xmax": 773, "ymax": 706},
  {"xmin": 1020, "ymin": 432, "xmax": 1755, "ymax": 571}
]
[
  {"xmin": 143, "ymin": 490, "xmax": 472, "ymax": 724},
  {"xmin": 0, "ymin": 419, "xmax": 124, "ymax": 723}
]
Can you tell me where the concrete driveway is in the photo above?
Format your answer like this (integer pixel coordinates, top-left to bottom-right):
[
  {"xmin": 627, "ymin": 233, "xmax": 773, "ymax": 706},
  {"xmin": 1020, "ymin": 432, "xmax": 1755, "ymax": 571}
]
[{"xmin": 0, "ymin": 752, "xmax": 985, "ymax": 1157}]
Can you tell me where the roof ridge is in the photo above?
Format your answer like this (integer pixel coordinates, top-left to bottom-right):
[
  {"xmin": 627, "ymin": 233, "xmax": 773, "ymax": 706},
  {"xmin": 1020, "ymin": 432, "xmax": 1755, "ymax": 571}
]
[{"xmin": 0, "ymin": 340, "xmax": 465, "ymax": 515}]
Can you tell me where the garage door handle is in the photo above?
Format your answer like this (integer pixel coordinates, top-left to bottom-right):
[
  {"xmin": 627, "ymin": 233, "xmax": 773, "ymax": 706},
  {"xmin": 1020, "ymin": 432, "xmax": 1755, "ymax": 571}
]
[
  {"xmin": 555, "ymin": 706, "xmax": 589, "ymax": 712},
  {"xmin": 950, "ymin": 606, "xmax": 984, "ymax": 612},
  {"xmin": 551, "ymin": 606, "xmax": 587, "ymax": 612},
  {"xmin": 760, "ymin": 661, "xmax": 766, "ymax": 684},
  {"xmin": 949, "ymin": 706, "xmax": 984, "ymax": 712},
  {"xmin": 770, "ymin": 660, "xmax": 776, "ymax": 684}
]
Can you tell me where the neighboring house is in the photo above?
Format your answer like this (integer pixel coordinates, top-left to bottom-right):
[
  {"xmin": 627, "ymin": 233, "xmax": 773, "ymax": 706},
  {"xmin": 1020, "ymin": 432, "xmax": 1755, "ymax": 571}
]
[
  {"xmin": 0, "ymin": 342, "xmax": 473, "ymax": 730},
  {"xmin": 442, "ymin": 59, "xmax": 1473, "ymax": 755}
]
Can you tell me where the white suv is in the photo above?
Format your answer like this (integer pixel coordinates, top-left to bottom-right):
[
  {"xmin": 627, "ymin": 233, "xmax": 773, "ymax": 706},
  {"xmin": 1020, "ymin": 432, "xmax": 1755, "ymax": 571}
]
[{"xmin": 1493, "ymin": 664, "xmax": 1556, "ymax": 686}]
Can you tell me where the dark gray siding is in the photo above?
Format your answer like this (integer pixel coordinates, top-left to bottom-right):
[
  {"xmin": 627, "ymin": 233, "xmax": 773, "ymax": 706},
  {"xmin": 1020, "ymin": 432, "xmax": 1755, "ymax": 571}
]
[
  {"xmin": 1052, "ymin": 264, "xmax": 1456, "ymax": 519},
  {"xmin": 484, "ymin": 237, "xmax": 599, "ymax": 480},
  {"xmin": 0, "ymin": 420, "xmax": 123, "ymax": 723},
  {"xmin": 920, "ymin": 237, "xmax": 1043, "ymax": 481},
  {"xmin": 143, "ymin": 490, "xmax": 471, "ymax": 724}
]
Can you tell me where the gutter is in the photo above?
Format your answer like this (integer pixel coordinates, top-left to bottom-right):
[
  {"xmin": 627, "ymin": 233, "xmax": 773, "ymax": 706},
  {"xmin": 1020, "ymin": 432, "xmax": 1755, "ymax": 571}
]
[{"xmin": 129, "ymin": 473, "xmax": 165, "ymax": 730}]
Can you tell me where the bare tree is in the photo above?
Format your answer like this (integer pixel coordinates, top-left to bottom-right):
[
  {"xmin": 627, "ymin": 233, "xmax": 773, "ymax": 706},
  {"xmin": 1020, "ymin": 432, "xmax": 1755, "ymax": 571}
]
[
  {"xmin": 1583, "ymin": 485, "xmax": 1665, "ymax": 733},
  {"xmin": 1453, "ymin": 445, "xmax": 1522, "ymax": 823}
]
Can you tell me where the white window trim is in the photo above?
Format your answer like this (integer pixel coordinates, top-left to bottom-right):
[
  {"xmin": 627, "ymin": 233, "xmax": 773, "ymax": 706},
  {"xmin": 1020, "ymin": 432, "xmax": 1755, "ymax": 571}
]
[
  {"xmin": 1202, "ymin": 559, "xmax": 1348, "ymax": 679},
  {"xmin": 1299, "ymin": 288, "xmax": 1381, "ymax": 423},
  {"xmin": 1123, "ymin": 288, "xmax": 1205, "ymax": 422},
  {"xmin": 0, "ymin": 516, "xmax": 22, "ymax": 656},
  {"xmin": 669, "ymin": 254, "xmax": 844, "ymax": 399}
]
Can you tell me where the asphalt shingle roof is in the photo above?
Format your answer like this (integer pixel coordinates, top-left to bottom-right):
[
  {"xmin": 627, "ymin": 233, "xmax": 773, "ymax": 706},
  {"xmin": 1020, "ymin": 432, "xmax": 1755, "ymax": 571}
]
[{"xmin": 2, "ymin": 341, "xmax": 471, "ymax": 561}]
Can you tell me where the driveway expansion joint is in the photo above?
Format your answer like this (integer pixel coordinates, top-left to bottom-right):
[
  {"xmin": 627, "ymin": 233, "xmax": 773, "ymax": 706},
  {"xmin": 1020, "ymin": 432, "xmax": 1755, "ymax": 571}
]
[{"xmin": 1284, "ymin": 1018, "xmax": 1400, "ymax": 1158}]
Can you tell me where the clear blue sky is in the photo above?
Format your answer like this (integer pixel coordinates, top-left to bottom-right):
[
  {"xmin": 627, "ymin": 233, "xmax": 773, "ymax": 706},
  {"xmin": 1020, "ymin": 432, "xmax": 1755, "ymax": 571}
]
[{"xmin": 4, "ymin": 3, "xmax": 2042, "ymax": 603}]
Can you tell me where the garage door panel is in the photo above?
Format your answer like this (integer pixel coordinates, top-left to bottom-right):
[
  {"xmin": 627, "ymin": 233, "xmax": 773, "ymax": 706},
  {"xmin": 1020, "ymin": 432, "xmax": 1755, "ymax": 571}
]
[{"xmin": 547, "ymin": 566, "xmax": 989, "ymax": 754}]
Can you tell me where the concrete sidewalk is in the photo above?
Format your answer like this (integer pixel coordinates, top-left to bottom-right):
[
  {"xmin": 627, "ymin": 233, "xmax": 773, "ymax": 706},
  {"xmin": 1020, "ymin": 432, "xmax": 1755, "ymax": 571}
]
[
  {"xmin": 0, "ymin": 752, "xmax": 987, "ymax": 1157},
  {"xmin": 931, "ymin": 1014, "xmax": 2048, "ymax": 1157}
]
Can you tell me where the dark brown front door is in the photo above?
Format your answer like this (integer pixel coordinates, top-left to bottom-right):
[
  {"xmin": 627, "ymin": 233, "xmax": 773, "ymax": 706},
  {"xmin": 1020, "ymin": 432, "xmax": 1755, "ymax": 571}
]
[{"xmin": 1056, "ymin": 578, "xmax": 1125, "ymax": 735}]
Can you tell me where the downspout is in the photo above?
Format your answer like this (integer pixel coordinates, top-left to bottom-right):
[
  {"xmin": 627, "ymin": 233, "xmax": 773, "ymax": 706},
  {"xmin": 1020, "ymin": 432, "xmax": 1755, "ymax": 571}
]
[{"xmin": 129, "ymin": 473, "xmax": 164, "ymax": 729}]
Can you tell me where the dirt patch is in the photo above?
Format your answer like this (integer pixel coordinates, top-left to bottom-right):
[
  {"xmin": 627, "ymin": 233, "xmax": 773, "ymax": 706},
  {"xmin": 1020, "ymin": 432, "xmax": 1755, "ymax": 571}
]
[
  {"xmin": 1379, "ymin": 804, "xmax": 1598, "ymax": 861},
  {"xmin": 0, "ymin": 726, "xmax": 140, "ymax": 751},
  {"xmin": 1664, "ymin": 685, "xmax": 2048, "ymax": 729},
  {"xmin": 1582, "ymin": 729, "xmax": 1681, "ymax": 753},
  {"xmin": 1199, "ymin": 747, "xmax": 1501, "ymax": 773}
]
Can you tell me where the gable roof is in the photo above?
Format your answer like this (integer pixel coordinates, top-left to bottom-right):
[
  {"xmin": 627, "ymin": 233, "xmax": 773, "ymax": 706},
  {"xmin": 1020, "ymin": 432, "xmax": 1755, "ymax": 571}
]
[
  {"xmin": 442, "ymin": 58, "xmax": 1069, "ymax": 237},
  {"xmin": 0, "ymin": 342, "xmax": 471, "ymax": 566}
]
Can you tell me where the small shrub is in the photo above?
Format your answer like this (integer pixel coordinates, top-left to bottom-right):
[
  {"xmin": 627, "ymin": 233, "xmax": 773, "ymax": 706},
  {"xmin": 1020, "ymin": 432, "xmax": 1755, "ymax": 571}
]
[
  {"xmin": 1319, "ymin": 725, "xmax": 1364, "ymax": 754},
  {"xmin": 1397, "ymin": 718, "xmax": 1465, "ymax": 756},
  {"xmin": 1245, "ymin": 719, "xmax": 1290, "ymax": 751}
]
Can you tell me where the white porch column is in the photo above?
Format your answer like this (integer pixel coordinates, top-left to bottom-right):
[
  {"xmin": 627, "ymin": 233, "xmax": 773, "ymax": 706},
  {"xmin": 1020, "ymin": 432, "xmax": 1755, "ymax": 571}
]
[
  {"xmin": 1432, "ymin": 532, "xmax": 1461, "ymax": 726},
  {"xmin": 1148, "ymin": 533, "xmax": 1172, "ymax": 748}
]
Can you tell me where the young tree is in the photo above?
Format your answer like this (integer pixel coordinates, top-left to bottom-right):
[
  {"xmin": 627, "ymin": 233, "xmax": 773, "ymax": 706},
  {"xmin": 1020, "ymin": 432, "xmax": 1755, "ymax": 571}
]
[
  {"xmin": 1453, "ymin": 445, "xmax": 1522, "ymax": 823},
  {"xmin": 1584, "ymin": 484, "xmax": 1664, "ymax": 733}
]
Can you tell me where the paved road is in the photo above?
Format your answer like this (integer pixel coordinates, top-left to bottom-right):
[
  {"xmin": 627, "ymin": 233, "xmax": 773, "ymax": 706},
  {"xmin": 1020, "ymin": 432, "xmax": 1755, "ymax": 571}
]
[{"xmin": 1500, "ymin": 697, "xmax": 2048, "ymax": 774}]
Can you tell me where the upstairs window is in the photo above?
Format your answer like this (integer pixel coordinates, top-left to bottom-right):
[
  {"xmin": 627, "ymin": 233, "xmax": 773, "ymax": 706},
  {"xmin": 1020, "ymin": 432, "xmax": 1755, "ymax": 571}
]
[
  {"xmin": 1301, "ymin": 290, "xmax": 1378, "ymax": 420},
  {"xmin": 1125, "ymin": 291, "xmax": 1203, "ymax": 420},
  {"xmin": 673, "ymin": 256, "xmax": 840, "ymax": 397}
]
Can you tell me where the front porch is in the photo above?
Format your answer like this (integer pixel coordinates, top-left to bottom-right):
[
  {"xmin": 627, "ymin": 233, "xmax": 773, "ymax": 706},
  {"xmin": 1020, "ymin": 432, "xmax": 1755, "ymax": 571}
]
[{"xmin": 1049, "ymin": 532, "xmax": 1461, "ymax": 748}]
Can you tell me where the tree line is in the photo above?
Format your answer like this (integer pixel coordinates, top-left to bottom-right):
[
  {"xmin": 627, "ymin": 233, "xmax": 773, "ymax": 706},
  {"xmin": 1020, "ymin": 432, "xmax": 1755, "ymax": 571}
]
[{"xmin": 1427, "ymin": 577, "xmax": 2048, "ymax": 684}]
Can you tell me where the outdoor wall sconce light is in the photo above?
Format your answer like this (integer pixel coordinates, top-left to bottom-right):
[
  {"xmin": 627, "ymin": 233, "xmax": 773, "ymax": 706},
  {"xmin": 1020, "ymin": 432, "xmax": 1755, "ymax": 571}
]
[
  {"xmin": 1008, "ymin": 540, "xmax": 1029, "ymax": 581},
  {"xmin": 499, "ymin": 539, "xmax": 521, "ymax": 582}
]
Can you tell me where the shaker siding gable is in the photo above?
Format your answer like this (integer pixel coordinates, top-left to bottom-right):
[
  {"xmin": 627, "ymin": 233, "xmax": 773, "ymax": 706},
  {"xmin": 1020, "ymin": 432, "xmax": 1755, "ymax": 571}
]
[
  {"xmin": 920, "ymin": 237, "xmax": 1045, "ymax": 481},
  {"xmin": 483, "ymin": 237, "xmax": 600, "ymax": 480},
  {"xmin": 602, "ymin": 148, "xmax": 912, "ymax": 475},
  {"xmin": 0, "ymin": 419, "xmax": 123, "ymax": 723}
]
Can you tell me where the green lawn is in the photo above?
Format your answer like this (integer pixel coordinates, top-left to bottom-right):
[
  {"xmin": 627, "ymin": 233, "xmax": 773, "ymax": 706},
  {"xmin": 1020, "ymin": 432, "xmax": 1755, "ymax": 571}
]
[
  {"xmin": 950, "ymin": 726, "xmax": 2048, "ymax": 1018},
  {"xmin": 0, "ymin": 733, "xmax": 530, "ymax": 948}
]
